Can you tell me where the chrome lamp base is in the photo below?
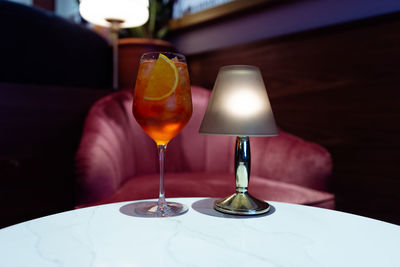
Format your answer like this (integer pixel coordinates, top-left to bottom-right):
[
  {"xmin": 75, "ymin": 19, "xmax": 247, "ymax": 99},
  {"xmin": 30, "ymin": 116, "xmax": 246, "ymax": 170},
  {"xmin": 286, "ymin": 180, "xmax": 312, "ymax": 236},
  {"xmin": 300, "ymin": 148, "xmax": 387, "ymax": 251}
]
[
  {"xmin": 214, "ymin": 136, "xmax": 270, "ymax": 216},
  {"xmin": 214, "ymin": 192, "xmax": 270, "ymax": 215}
]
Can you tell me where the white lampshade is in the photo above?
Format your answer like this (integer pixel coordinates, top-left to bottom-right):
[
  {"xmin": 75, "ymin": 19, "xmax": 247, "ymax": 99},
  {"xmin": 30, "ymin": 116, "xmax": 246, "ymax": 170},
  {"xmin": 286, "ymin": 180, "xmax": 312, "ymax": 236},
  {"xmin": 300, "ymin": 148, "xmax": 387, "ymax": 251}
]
[
  {"xmin": 79, "ymin": 0, "xmax": 149, "ymax": 28},
  {"xmin": 199, "ymin": 65, "xmax": 278, "ymax": 136}
]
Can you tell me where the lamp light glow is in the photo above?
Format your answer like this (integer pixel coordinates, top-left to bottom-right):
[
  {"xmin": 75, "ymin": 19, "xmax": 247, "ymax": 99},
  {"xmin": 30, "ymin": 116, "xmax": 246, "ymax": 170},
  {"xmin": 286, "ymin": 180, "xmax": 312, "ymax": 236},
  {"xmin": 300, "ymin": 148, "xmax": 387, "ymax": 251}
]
[
  {"xmin": 224, "ymin": 88, "xmax": 265, "ymax": 117},
  {"xmin": 199, "ymin": 65, "xmax": 278, "ymax": 136},
  {"xmin": 79, "ymin": 0, "xmax": 149, "ymax": 28}
]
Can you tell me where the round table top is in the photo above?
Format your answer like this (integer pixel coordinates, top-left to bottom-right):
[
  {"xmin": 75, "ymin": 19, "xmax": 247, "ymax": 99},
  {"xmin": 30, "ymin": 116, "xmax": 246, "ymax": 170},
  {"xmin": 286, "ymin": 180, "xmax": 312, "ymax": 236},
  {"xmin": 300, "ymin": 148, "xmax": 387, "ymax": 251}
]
[{"xmin": 0, "ymin": 198, "xmax": 399, "ymax": 267}]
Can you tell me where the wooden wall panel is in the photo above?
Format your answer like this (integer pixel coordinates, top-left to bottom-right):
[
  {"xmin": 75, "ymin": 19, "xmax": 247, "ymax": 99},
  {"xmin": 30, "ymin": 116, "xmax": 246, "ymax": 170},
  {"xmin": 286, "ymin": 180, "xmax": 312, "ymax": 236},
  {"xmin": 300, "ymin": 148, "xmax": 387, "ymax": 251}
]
[
  {"xmin": 187, "ymin": 13, "xmax": 400, "ymax": 224},
  {"xmin": 33, "ymin": 0, "xmax": 54, "ymax": 11}
]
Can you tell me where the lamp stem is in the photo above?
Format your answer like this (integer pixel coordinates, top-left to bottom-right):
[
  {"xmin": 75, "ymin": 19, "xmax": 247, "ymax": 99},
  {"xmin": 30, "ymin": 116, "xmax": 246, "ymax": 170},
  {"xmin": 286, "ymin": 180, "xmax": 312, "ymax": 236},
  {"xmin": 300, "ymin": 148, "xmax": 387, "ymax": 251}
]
[
  {"xmin": 107, "ymin": 19, "xmax": 123, "ymax": 90},
  {"xmin": 235, "ymin": 136, "xmax": 250, "ymax": 193}
]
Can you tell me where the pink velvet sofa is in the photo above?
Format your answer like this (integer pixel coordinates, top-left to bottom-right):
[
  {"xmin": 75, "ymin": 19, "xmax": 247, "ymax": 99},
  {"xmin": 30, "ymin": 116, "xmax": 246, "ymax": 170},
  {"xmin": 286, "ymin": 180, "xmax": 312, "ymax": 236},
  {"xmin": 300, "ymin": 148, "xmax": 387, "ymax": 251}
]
[{"xmin": 75, "ymin": 86, "xmax": 335, "ymax": 209}]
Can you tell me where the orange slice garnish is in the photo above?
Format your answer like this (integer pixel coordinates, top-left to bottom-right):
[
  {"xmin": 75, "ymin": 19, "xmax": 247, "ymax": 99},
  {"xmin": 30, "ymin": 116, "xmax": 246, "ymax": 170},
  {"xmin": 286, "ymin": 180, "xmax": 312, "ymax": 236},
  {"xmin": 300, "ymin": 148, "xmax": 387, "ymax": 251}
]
[{"xmin": 144, "ymin": 54, "xmax": 179, "ymax": 101}]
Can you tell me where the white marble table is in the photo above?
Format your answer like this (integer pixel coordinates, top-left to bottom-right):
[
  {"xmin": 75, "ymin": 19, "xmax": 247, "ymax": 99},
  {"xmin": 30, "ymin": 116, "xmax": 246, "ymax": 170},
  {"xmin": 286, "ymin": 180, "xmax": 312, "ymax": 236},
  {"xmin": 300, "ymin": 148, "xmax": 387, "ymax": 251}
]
[{"xmin": 0, "ymin": 198, "xmax": 399, "ymax": 267}]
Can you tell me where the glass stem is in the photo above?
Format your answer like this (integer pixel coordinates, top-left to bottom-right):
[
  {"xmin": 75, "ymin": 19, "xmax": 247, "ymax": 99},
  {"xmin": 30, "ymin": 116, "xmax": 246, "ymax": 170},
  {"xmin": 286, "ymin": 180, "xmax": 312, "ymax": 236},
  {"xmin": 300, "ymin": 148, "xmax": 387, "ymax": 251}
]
[{"xmin": 157, "ymin": 144, "xmax": 167, "ymax": 211}]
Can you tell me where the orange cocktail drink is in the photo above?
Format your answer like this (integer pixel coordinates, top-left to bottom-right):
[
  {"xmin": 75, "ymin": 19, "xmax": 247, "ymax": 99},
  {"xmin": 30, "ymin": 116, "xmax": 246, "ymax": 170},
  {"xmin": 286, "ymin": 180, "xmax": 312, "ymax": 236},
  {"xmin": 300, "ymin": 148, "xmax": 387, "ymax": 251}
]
[{"xmin": 132, "ymin": 54, "xmax": 192, "ymax": 146}]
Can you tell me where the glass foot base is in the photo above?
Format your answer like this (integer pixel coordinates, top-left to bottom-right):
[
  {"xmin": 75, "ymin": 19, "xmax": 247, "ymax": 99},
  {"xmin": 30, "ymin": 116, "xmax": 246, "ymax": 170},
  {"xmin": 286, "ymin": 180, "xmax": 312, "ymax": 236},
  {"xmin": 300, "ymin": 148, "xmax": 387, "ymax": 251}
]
[
  {"xmin": 214, "ymin": 192, "xmax": 270, "ymax": 215},
  {"xmin": 129, "ymin": 201, "xmax": 188, "ymax": 217}
]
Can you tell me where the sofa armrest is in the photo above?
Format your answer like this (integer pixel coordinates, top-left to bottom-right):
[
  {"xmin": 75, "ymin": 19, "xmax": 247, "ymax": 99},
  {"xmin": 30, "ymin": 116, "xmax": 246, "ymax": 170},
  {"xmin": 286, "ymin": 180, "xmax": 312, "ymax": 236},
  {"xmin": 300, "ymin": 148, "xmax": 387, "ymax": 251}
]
[
  {"xmin": 251, "ymin": 130, "xmax": 332, "ymax": 191},
  {"xmin": 75, "ymin": 90, "xmax": 158, "ymax": 204}
]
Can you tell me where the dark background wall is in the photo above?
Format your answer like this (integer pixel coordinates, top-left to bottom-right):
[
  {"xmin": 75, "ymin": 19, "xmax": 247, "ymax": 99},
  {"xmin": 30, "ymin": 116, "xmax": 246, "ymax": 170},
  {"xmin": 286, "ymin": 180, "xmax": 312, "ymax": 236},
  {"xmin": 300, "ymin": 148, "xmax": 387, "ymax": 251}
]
[{"xmin": 0, "ymin": 1, "xmax": 111, "ymax": 228}]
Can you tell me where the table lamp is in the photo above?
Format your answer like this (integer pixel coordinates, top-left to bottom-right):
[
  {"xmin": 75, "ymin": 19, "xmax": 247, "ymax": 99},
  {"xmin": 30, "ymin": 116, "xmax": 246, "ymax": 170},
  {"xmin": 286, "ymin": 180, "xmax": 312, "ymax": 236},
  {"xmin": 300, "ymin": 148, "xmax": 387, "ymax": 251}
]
[
  {"xmin": 199, "ymin": 65, "xmax": 279, "ymax": 215},
  {"xmin": 79, "ymin": 0, "xmax": 149, "ymax": 90}
]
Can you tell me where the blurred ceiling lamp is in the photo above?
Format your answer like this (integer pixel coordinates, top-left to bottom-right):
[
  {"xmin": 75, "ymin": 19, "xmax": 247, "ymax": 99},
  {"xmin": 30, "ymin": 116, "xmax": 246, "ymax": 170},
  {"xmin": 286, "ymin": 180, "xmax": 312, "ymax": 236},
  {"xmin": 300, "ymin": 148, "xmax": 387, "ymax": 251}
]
[
  {"xmin": 199, "ymin": 65, "xmax": 279, "ymax": 215},
  {"xmin": 79, "ymin": 0, "xmax": 149, "ymax": 90}
]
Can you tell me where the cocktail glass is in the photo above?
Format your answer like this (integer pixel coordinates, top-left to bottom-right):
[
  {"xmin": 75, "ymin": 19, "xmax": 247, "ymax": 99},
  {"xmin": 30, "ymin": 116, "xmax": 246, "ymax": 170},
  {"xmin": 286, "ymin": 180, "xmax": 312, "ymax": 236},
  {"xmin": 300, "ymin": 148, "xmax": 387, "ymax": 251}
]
[{"xmin": 131, "ymin": 52, "xmax": 192, "ymax": 217}]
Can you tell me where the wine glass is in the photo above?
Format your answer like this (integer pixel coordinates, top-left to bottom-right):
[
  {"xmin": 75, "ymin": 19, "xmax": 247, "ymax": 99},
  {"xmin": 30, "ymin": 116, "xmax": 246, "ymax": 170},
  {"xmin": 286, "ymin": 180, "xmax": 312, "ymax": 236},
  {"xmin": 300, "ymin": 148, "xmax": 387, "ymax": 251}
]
[{"xmin": 131, "ymin": 52, "xmax": 192, "ymax": 217}]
